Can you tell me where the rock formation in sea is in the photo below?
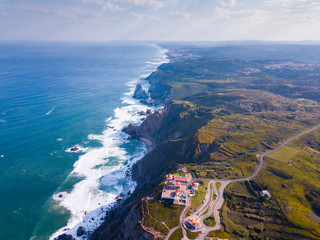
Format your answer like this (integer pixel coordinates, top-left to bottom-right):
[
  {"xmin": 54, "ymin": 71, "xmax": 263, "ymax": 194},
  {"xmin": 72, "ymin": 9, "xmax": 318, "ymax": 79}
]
[{"xmin": 133, "ymin": 84, "xmax": 148, "ymax": 100}]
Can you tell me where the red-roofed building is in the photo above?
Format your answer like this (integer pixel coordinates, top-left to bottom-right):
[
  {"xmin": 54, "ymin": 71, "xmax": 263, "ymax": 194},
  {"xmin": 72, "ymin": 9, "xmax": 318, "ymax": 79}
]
[
  {"xmin": 180, "ymin": 167, "xmax": 187, "ymax": 173},
  {"xmin": 161, "ymin": 174, "xmax": 189, "ymax": 205},
  {"xmin": 175, "ymin": 189, "xmax": 187, "ymax": 197},
  {"xmin": 166, "ymin": 174, "xmax": 188, "ymax": 184},
  {"xmin": 185, "ymin": 217, "xmax": 201, "ymax": 230},
  {"xmin": 165, "ymin": 180, "xmax": 180, "ymax": 189},
  {"xmin": 191, "ymin": 182, "xmax": 199, "ymax": 191},
  {"xmin": 173, "ymin": 199, "xmax": 180, "ymax": 204}
]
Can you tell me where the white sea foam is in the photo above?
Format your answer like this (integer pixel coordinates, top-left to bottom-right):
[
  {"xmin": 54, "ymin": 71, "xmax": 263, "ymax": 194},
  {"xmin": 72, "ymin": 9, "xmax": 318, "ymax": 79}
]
[
  {"xmin": 50, "ymin": 44, "xmax": 169, "ymax": 240},
  {"xmin": 65, "ymin": 144, "xmax": 88, "ymax": 153},
  {"xmin": 105, "ymin": 116, "xmax": 112, "ymax": 123},
  {"xmin": 56, "ymin": 138, "xmax": 63, "ymax": 142},
  {"xmin": 0, "ymin": 119, "xmax": 6, "ymax": 123}
]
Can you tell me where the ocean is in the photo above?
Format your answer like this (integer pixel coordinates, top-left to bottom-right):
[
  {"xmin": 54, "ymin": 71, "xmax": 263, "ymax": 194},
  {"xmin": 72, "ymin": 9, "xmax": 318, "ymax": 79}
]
[{"xmin": 0, "ymin": 42, "xmax": 168, "ymax": 240}]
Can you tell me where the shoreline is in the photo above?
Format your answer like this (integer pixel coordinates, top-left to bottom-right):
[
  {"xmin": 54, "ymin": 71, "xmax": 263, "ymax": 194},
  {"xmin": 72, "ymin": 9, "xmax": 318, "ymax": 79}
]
[
  {"xmin": 52, "ymin": 44, "xmax": 169, "ymax": 240},
  {"xmin": 139, "ymin": 137, "xmax": 154, "ymax": 152},
  {"xmin": 89, "ymin": 47, "xmax": 171, "ymax": 240}
]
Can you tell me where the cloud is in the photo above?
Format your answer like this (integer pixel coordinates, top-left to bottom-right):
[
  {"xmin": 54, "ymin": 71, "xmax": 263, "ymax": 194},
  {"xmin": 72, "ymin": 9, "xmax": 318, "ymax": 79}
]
[
  {"xmin": 265, "ymin": 0, "xmax": 320, "ymax": 9},
  {"xmin": 214, "ymin": 7, "xmax": 268, "ymax": 21},
  {"xmin": 218, "ymin": 0, "xmax": 236, "ymax": 7},
  {"xmin": 4, "ymin": 3, "xmax": 99, "ymax": 20},
  {"xmin": 80, "ymin": 0, "xmax": 167, "ymax": 11},
  {"xmin": 130, "ymin": 11, "xmax": 143, "ymax": 19},
  {"xmin": 264, "ymin": 0, "xmax": 291, "ymax": 7},
  {"xmin": 129, "ymin": 0, "xmax": 165, "ymax": 9},
  {"xmin": 80, "ymin": 0, "xmax": 123, "ymax": 11},
  {"xmin": 264, "ymin": 0, "xmax": 320, "ymax": 23},
  {"xmin": 2, "ymin": 0, "xmax": 320, "ymax": 41},
  {"xmin": 170, "ymin": 10, "xmax": 190, "ymax": 18},
  {"xmin": 103, "ymin": 2, "xmax": 123, "ymax": 11}
]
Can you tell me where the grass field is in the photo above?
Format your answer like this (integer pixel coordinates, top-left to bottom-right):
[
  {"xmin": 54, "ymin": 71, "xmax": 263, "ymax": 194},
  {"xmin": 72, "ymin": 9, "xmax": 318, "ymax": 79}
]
[
  {"xmin": 208, "ymin": 230, "xmax": 231, "ymax": 239},
  {"xmin": 258, "ymin": 147, "xmax": 320, "ymax": 238},
  {"xmin": 189, "ymin": 180, "xmax": 209, "ymax": 213},
  {"xmin": 221, "ymin": 134, "xmax": 320, "ymax": 239},
  {"xmin": 266, "ymin": 145, "xmax": 301, "ymax": 163},
  {"xmin": 168, "ymin": 228, "xmax": 183, "ymax": 240},
  {"xmin": 204, "ymin": 215, "xmax": 216, "ymax": 227},
  {"xmin": 187, "ymin": 231, "xmax": 201, "ymax": 239},
  {"xmin": 216, "ymin": 182, "xmax": 222, "ymax": 192},
  {"xmin": 141, "ymin": 180, "xmax": 185, "ymax": 235}
]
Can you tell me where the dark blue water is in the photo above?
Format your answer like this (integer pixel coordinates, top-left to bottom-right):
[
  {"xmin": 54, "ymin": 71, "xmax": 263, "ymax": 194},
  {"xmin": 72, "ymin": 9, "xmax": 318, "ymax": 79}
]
[{"xmin": 0, "ymin": 42, "xmax": 164, "ymax": 240}]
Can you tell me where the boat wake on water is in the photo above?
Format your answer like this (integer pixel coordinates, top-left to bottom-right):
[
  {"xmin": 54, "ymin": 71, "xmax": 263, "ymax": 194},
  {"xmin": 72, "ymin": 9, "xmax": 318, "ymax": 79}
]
[{"xmin": 46, "ymin": 107, "xmax": 56, "ymax": 116}]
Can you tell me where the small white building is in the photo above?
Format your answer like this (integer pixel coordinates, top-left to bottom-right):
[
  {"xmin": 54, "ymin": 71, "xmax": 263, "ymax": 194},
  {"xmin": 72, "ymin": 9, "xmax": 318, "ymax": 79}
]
[
  {"xmin": 260, "ymin": 190, "xmax": 271, "ymax": 198},
  {"xmin": 191, "ymin": 182, "xmax": 199, "ymax": 191},
  {"xmin": 189, "ymin": 190, "xmax": 195, "ymax": 197}
]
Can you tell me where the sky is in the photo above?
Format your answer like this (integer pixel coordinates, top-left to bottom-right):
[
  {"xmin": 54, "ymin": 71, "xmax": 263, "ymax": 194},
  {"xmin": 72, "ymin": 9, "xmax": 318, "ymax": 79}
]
[{"xmin": 1, "ymin": 0, "xmax": 320, "ymax": 41}]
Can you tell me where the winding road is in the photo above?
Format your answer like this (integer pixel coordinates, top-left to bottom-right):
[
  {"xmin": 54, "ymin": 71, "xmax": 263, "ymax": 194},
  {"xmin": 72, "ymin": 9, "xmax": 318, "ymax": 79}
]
[{"xmin": 165, "ymin": 124, "xmax": 320, "ymax": 240}]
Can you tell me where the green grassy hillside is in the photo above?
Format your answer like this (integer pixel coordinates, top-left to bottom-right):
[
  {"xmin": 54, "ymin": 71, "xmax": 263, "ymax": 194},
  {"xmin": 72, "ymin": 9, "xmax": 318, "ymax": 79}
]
[{"xmin": 220, "ymin": 130, "xmax": 320, "ymax": 239}]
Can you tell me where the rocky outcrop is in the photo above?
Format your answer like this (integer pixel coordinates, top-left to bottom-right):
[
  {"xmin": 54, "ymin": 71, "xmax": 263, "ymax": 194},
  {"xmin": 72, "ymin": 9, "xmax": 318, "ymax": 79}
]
[
  {"xmin": 123, "ymin": 108, "xmax": 170, "ymax": 143},
  {"xmin": 76, "ymin": 226, "xmax": 85, "ymax": 237},
  {"xmin": 138, "ymin": 109, "xmax": 152, "ymax": 116},
  {"xmin": 178, "ymin": 136, "xmax": 209, "ymax": 161},
  {"xmin": 178, "ymin": 135, "xmax": 220, "ymax": 163},
  {"xmin": 145, "ymin": 71, "xmax": 172, "ymax": 105},
  {"xmin": 91, "ymin": 201, "xmax": 153, "ymax": 240},
  {"xmin": 56, "ymin": 234, "xmax": 73, "ymax": 240},
  {"xmin": 133, "ymin": 84, "xmax": 148, "ymax": 100}
]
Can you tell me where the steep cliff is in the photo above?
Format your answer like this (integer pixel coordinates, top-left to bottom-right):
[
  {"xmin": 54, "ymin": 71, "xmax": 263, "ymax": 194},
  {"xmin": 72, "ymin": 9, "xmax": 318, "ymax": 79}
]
[
  {"xmin": 123, "ymin": 108, "xmax": 169, "ymax": 145},
  {"xmin": 91, "ymin": 200, "xmax": 153, "ymax": 240},
  {"xmin": 124, "ymin": 101, "xmax": 215, "ymax": 187}
]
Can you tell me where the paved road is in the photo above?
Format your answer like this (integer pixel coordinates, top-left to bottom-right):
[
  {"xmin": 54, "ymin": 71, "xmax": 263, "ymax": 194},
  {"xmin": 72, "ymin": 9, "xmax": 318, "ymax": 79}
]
[
  {"xmin": 165, "ymin": 124, "xmax": 320, "ymax": 240},
  {"xmin": 197, "ymin": 181, "xmax": 230, "ymax": 239}
]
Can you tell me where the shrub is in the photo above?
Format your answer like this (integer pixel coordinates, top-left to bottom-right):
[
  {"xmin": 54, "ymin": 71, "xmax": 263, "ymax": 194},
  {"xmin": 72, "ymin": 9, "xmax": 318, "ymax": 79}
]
[{"xmin": 267, "ymin": 167, "xmax": 293, "ymax": 179}]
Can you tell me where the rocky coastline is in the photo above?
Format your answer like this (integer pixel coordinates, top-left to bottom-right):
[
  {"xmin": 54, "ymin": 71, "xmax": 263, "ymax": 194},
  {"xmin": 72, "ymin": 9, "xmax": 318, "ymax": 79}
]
[{"xmin": 89, "ymin": 61, "xmax": 174, "ymax": 240}]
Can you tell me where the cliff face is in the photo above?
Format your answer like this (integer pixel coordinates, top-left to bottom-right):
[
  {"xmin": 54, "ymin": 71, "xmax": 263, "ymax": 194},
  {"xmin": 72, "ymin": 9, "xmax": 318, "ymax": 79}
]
[
  {"xmin": 123, "ymin": 108, "xmax": 170, "ymax": 144},
  {"xmin": 124, "ymin": 101, "xmax": 215, "ymax": 188},
  {"xmin": 146, "ymin": 71, "xmax": 172, "ymax": 105},
  {"xmin": 178, "ymin": 135, "xmax": 217, "ymax": 162},
  {"xmin": 91, "ymin": 200, "xmax": 153, "ymax": 240}
]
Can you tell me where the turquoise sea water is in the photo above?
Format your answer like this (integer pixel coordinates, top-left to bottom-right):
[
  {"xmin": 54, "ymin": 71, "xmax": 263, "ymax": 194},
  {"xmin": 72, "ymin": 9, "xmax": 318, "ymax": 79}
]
[{"xmin": 0, "ymin": 42, "xmax": 166, "ymax": 240}]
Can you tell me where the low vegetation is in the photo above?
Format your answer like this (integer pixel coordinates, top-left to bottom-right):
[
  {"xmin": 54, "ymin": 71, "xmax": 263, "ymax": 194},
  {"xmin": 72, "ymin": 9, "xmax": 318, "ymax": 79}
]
[
  {"xmin": 141, "ymin": 181, "xmax": 184, "ymax": 235},
  {"xmin": 266, "ymin": 145, "xmax": 301, "ymax": 163},
  {"xmin": 204, "ymin": 215, "xmax": 216, "ymax": 227},
  {"xmin": 216, "ymin": 182, "xmax": 222, "ymax": 192},
  {"xmin": 221, "ymin": 135, "xmax": 320, "ymax": 240},
  {"xmin": 208, "ymin": 229, "xmax": 231, "ymax": 239},
  {"xmin": 168, "ymin": 228, "xmax": 183, "ymax": 240},
  {"xmin": 188, "ymin": 180, "xmax": 208, "ymax": 214},
  {"xmin": 186, "ymin": 230, "xmax": 201, "ymax": 239}
]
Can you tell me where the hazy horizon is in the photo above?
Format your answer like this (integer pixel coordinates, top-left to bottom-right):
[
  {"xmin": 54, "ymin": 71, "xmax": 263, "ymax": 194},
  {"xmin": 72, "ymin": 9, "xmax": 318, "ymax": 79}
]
[{"xmin": 1, "ymin": 0, "xmax": 320, "ymax": 42}]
